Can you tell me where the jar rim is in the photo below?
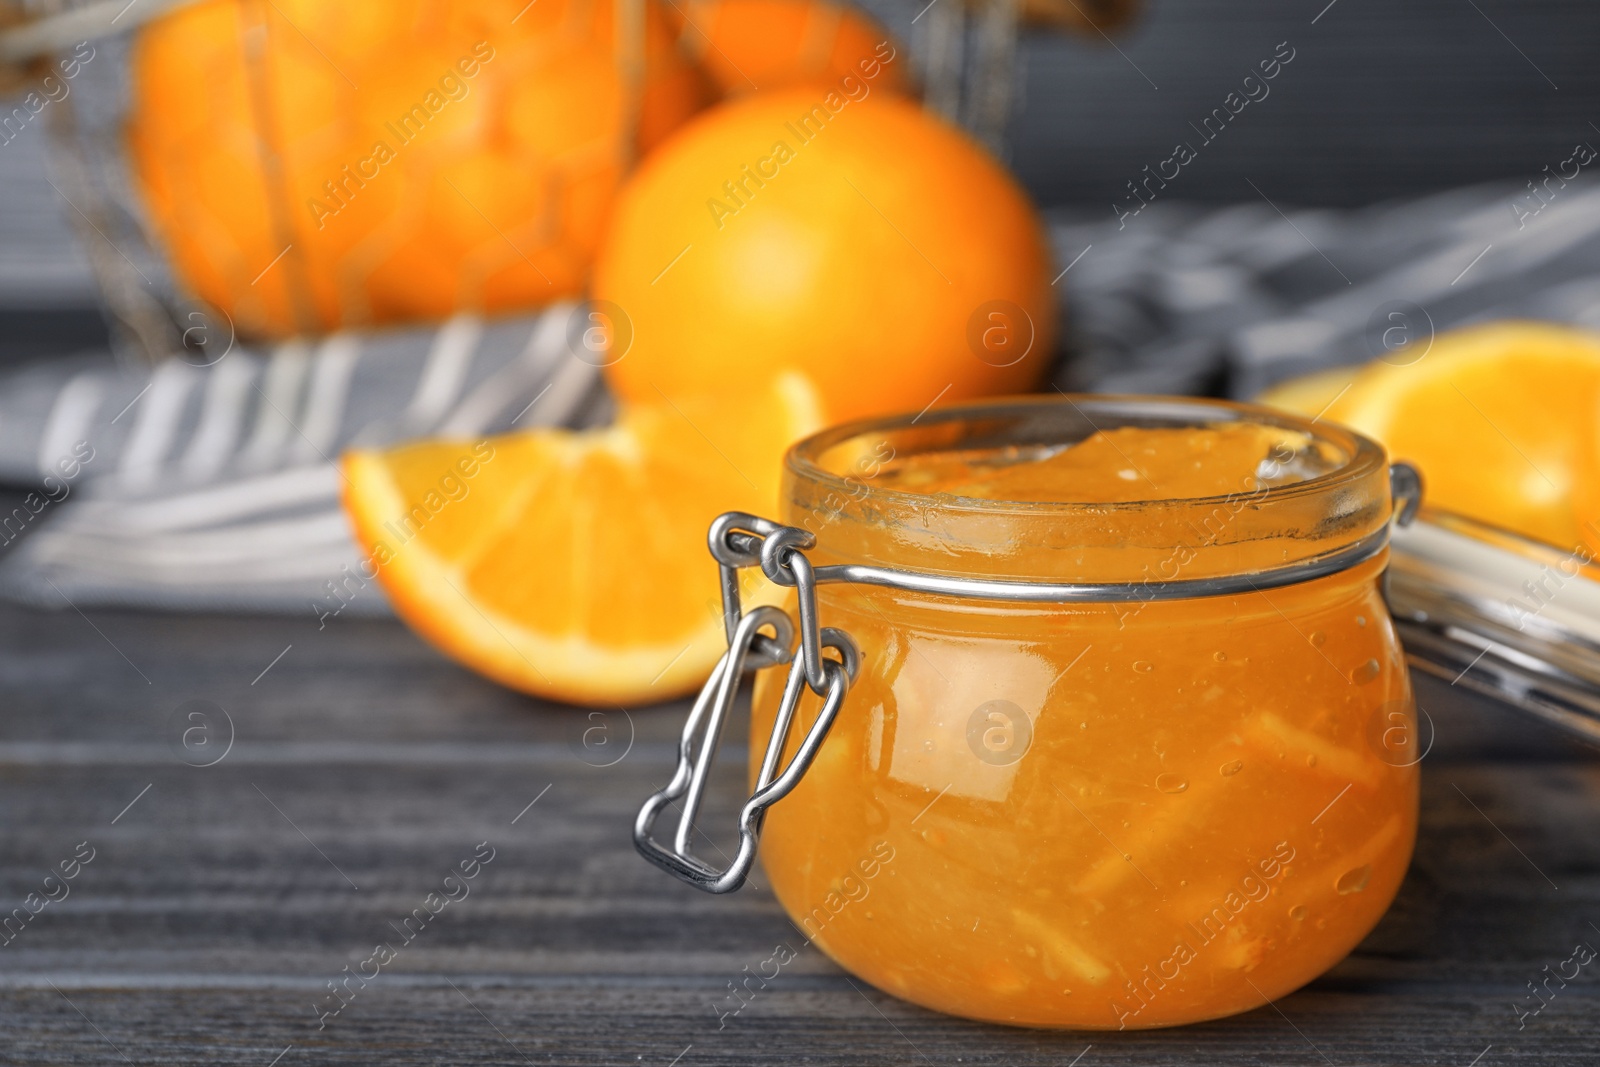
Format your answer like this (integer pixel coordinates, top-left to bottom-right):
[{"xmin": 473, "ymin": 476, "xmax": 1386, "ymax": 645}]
[{"xmin": 786, "ymin": 393, "xmax": 1388, "ymax": 516}]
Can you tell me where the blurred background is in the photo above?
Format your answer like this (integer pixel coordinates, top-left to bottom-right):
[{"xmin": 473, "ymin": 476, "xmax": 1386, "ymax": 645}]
[
  {"xmin": 7, "ymin": 0, "xmax": 1600, "ymax": 363},
  {"xmin": 2, "ymin": 0, "xmax": 1599, "ymax": 614}
]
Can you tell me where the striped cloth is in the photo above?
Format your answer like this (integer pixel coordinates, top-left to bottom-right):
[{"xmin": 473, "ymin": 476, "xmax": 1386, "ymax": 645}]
[
  {"xmin": 0, "ymin": 306, "xmax": 607, "ymax": 613},
  {"xmin": 1050, "ymin": 177, "xmax": 1600, "ymax": 398},
  {"xmin": 2, "ymin": 175, "xmax": 1598, "ymax": 614}
]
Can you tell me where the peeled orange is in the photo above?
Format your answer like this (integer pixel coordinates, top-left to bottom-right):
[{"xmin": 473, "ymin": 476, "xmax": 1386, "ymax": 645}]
[
  {"xmin": 667, "ymin": 0, "xmax": 909, "ymax": 99},
  {"xmin": 129, "ymin": 0, "xmax": 706, "ymax": 339},
  {"xmin": 1264, "ymin": 321, "xmax": 1600, "ymax": 551},
  {"xmin": 341, "ymin": 375, "xmax": 823, "ymax": 705},
  {"xmin": 593, "ymin": 87, "xmax": 1057, "ymax": 425}
]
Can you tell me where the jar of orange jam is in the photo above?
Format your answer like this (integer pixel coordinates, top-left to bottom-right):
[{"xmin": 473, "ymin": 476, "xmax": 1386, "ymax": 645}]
[{"xmin": 636, "ymin": 396, "xmax": 1424, "ymax": 1030}]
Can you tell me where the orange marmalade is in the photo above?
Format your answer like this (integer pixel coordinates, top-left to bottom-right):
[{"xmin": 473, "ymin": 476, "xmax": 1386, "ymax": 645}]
[{"xmin": 750, "ymin": 397, "xmax": 1418, "ymax": 1030}]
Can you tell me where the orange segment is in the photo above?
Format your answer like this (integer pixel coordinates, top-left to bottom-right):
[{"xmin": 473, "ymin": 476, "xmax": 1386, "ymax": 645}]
[
  {"xmin": 1264, "ymin": 321, "xmax": 1600, "ymax": 551},
  {"xmin": 341, "ymin": 374, "xmax": 823, "ymax": 704}
]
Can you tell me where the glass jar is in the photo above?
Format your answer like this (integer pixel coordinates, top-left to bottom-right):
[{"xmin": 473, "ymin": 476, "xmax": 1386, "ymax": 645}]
[{"xmin": 638, "ymin": 395, "xmax": 1422, "ymax": 1031}]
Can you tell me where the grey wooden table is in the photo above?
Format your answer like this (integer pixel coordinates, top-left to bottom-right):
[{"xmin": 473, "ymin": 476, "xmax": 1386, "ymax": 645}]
[{"xmin": 2, "ymin": 595, "xmax": 1599, "ymax": 1066}]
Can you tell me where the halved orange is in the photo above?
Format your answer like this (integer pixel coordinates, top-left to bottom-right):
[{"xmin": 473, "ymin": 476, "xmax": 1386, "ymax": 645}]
[
  {"xmin": 1296, "ymin": 321, "xmax": 1600, "ymax": 551},
  {"xmin": 341, "ymin": 374, "xmax": 823, "ymax": 705}
]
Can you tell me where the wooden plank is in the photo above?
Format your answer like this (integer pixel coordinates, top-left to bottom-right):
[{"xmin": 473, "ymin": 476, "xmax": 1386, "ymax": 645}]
[
  {"xmin": 1, "ymin": 601, "xmax": 1599, "ymax": 1064},
  {"xmin": 1, "ymin": 760, "xmax": 1597, "ymax": 972},
  {"xmin": 4, "ymin": 985, "xmax": 1598, "ymax": 1067}
]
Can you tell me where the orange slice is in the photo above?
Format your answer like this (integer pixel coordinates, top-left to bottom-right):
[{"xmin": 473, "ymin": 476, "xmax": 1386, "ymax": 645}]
[
  {"xmin": 1310, "ymin": 321, "xmax": 1600, "ymax": 551},
  {"xmin": 341, "ymin": 374, "xmax": 823, "ymax": 705}
]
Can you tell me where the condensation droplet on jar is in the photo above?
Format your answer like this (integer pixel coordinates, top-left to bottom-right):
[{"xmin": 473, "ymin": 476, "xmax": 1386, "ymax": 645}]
[
  {"xmin": 1289, "ymin": 905, "xmax": 1307, "ymax": 920},
  {"xmin": 1156, "ymin": 773, "xmax": 1188, "ymax": 794},
  {"xmin": 923, "ymin": 740, "xmax": 936, "ymax": 752},
  {"xmin": 1219, "ymin": 759, "xmax": 1243, "ymax": 776},
  {"xmin": 1213, "ymin": 651, "xmax": 1228, "ymax": 662},
  {"xmin": 1133, "ymin": 661, "xmax": 1155, "ymax": 674},
  {"xmin": 1351, "ymin": 659, "xmax": 1381, "ymax": 685},
  {"xmin": 1309, "ymin": 631, "xmax": 1327, "ymax": 648},
  {"xmin": 1335, "ymin": 865, "xmax": 1372, "ymax": 895}
]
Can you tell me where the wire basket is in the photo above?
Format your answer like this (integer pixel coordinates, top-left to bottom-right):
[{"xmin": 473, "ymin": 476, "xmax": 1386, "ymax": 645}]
[{"xmin": 0, "ymin": 0, "xmax": 1135, "ymax": 368}]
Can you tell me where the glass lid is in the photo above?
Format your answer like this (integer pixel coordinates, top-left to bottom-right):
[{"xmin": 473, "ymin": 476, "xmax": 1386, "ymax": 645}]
[{"xmin": 1388, "ymin": 508, "xmax": 1600, "ymax": 746}]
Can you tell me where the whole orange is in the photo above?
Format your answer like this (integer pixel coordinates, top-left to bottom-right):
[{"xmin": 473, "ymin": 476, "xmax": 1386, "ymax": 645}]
[
  {"xmin": 667, "ymin": 0, "xmax": 910, "ymax": 98},
  {"xmin": 593, "ymin": 88, "xmax": 1056, "ymax": 424},
  {"xmin": 128, "ymin": 0, "xmax": 707, "ymax": 339}
]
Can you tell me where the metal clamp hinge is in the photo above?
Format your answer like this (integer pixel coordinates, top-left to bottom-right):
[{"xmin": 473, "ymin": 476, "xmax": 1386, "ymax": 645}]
[{"xmin": 632, "ymin": 513, "xmax": 859, "ymax": 894}]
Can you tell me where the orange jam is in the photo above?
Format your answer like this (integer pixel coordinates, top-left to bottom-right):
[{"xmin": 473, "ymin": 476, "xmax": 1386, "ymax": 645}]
[{"xmin": 751, "ymin": 397, "xmax": 1418, "ymax": 1030}]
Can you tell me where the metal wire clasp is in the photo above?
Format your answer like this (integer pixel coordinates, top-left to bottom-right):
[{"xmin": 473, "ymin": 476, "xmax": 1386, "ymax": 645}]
[{"xmin": 633, "ymin": 513, "xmax": 860, "ymax": 894}]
